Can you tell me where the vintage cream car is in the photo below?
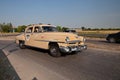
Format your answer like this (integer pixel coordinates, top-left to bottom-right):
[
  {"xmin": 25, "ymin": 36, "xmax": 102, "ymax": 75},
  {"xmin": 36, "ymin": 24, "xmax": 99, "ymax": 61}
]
[{"xmin": 16, "ymin": 24, "xmax": 87, "ymax": 57}]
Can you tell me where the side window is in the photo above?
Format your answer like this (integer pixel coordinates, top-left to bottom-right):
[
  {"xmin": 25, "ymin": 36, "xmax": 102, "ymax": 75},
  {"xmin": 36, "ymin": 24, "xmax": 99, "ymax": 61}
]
[
  {"xmin": 34, "ymin": 26, "xmax": 42, "ymax": 33},
  {"xmin": 26, "ymin": 27, "xmax": 33, "ymax": 33},
  {"xmin": 34, "ymin": 27, "xmax": 39, "ymax": 33},
  {"xmin": 38, "ymin": 27, "xmax": 42, "ymax": 32}
]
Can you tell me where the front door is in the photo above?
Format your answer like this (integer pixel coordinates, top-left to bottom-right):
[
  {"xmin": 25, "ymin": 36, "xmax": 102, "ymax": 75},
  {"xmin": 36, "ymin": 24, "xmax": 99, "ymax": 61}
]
[{"xmin": 29, "ymin": 26, "xmax": 48, "ymax": 49}]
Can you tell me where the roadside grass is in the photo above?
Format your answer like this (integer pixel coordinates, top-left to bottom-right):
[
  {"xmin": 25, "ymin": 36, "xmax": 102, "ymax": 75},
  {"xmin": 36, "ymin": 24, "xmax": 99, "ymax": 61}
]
[{"xmin": 78, "ymin": 30, "xmax": 120, "ymax": 38}]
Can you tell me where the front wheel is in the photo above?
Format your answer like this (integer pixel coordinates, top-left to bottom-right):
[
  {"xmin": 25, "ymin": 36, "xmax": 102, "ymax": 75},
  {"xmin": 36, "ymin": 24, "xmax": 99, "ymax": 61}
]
[{"xmin": 49, "ymin": 44, "xmax": 61, "ymax": 57}]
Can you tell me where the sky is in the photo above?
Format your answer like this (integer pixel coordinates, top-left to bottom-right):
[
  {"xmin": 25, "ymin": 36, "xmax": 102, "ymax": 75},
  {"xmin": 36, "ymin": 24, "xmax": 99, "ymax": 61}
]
[{"xmin": 0, "ymin": 0, "xmax": 120, "ymax": 28}]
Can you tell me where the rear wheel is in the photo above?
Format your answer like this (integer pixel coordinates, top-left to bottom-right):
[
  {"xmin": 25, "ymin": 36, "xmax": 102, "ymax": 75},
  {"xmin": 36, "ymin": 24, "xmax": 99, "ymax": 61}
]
[
  {"xmin": 49, "ymin": 44, "xmax": 61, "ymax": 57},
  {"xmin": 19, "ymin": 41, "xmax": 26, "ymax": 49}
]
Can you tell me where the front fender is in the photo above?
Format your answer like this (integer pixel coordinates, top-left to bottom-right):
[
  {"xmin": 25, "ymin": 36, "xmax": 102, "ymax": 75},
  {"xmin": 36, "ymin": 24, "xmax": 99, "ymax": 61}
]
[{"xmin": 16, "ymin": 34, "xmax": 25, "ymax": 44}]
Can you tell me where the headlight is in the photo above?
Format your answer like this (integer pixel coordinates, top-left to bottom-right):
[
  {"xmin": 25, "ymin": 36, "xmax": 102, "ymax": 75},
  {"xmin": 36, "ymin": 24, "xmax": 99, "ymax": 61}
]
[{"xmin": 65, "ymin": 36, "xmax": 70, "ymax": 42}]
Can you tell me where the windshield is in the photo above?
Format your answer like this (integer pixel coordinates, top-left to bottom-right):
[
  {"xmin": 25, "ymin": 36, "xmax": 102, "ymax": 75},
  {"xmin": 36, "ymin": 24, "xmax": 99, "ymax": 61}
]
[{"xmin": 42, "ymin": 26, "xmax": 58, "ymax": 32}]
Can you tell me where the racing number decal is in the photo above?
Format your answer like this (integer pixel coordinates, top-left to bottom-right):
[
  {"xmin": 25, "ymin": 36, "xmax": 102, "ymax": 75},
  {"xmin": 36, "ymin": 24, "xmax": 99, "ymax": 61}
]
[{"xmin": 26, "ymin": 35, "xmax": 30, "ymax": 41}]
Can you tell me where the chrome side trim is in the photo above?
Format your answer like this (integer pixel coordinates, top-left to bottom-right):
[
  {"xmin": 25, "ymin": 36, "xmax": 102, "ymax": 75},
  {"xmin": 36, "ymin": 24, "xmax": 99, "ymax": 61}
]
[
  {"xmin": 66, "ymin": 40, "xmax": 81, "ymax": 44},
  {"xmin": 35, "ymin": 40, "xmax": 65, "ymax": 43}
]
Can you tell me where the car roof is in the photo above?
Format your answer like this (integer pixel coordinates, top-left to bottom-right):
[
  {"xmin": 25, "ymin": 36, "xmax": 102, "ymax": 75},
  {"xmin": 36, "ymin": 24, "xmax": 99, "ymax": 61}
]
[
  {"xmin": 26, "ymin": 24, "xmax": 54, "ymax": 28},
  {"xmin": 28, "ymin": 24, "xmax": 55, "ymax": 27}
]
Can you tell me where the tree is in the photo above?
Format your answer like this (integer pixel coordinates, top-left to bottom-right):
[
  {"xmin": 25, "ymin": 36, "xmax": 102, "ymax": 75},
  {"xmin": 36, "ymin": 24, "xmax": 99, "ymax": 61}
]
[
  {"xmin": 62, "ymin": 27, "xmax": 69, "ymax": 32},
  {"xmin": 87, "ymin": 28, "xmax": 91, "ymax": 30},
  {"xmin": 81, "ymin": 26, "xmax": 86, "ymax": 30},
  {"xmin": 17, "ymin": 25, "xmax": 27, "ymax": 32},
  {"xmin": 0, "ymin": 23, "xmax": 13, "ymax": 32},
  {"xmin": 56, "ymin": 26, "xmax": 62, "ymax": 32}
]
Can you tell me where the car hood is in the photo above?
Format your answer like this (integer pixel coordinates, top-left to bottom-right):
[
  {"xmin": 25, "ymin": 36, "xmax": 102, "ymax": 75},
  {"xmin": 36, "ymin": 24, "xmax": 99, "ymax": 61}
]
[{"xmin": 37, "ymin": 32, "xmax": 84, "ymax": 42}]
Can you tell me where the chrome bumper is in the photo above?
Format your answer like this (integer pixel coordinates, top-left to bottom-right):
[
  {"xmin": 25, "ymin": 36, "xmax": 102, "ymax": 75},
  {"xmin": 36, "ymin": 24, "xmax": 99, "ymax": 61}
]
[{"xmin": 60, "ymin": 45, "xmax": 87, "ymax": 53}]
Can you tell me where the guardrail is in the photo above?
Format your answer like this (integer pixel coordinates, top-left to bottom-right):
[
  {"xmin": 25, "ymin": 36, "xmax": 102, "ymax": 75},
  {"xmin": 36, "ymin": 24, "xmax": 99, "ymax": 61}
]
[
  {"xmin": 0, "ymin": 33, "xmax": 20, "ymax": 37},
  {"xmin": 0, "ymin": 33, "xmax": 20, "ymax": 40}
]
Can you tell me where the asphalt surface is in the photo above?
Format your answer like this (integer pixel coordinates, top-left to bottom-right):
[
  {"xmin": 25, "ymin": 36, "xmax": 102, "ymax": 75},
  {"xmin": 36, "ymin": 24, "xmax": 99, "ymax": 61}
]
[
  {"xmin": 86, "ymin": 38, "xmax": 120, "ymax": 51},
  {"xmin": 0, "ymin": 49, "xmax": 20, "ymax": 80},
  {"xmin": 0, "ymin": 40, "xmax": 120, "ymax": 80}
]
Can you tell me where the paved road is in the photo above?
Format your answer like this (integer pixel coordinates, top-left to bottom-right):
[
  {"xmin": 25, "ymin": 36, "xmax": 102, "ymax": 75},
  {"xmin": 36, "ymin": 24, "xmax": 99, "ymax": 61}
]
[
  {"xmin": 86, "ymin": 38, "xmax": 120, "ymax": 51},
  {"xmin": 0, "ymin": 40, "xmax": 120, "ymax": 80}
]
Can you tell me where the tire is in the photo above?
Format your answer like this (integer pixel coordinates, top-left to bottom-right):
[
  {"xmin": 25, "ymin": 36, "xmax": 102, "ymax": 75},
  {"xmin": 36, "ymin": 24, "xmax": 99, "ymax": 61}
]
[
  {"xmin": 108, "ymin": 37, "xmax": 116, "ymax": 43},
  {"xmin": 19, "ymin": 41, "xmax": 26, "ymax": 49},
  {"xmin": 49, "ymin": 44, "xmax": 61, "ymax": 57}
]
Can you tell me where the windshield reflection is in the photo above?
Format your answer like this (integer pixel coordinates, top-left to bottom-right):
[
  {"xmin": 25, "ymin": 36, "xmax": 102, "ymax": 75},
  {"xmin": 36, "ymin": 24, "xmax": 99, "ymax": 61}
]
[{"xmin": 42, "ymin": 26, "xmax": 58, "ymax": 32}]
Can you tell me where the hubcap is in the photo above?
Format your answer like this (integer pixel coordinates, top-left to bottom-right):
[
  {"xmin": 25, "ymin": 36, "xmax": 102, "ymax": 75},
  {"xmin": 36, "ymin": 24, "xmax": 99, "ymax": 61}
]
[
  {"xmin": 20, "ymin": 43, "xmax": 23, "ymax": 47},
  {"xmin": 50, "ymin": 47, "xmax": 57, "ymax": 55}
]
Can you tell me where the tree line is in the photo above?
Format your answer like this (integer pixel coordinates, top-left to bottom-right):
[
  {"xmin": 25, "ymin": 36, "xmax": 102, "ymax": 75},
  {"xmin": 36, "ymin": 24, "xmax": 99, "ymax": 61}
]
[
  {"xmin": 81, "ymin": 26, "xmax": 120, "ymax": 31},
  {"xmin": 0, "ymin": 23, "xmax": 27, "ymax": 33},
  {"xmin": 0, "ymin": 23, "xmax": 13, "ymax": 32},
  {"xmin": 0, "ymin": 23, "xmax": 68, "ymax": 33},
  {"xmin": 0, "ymin": 23, "xmax": 120, "ymax": 33}
]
